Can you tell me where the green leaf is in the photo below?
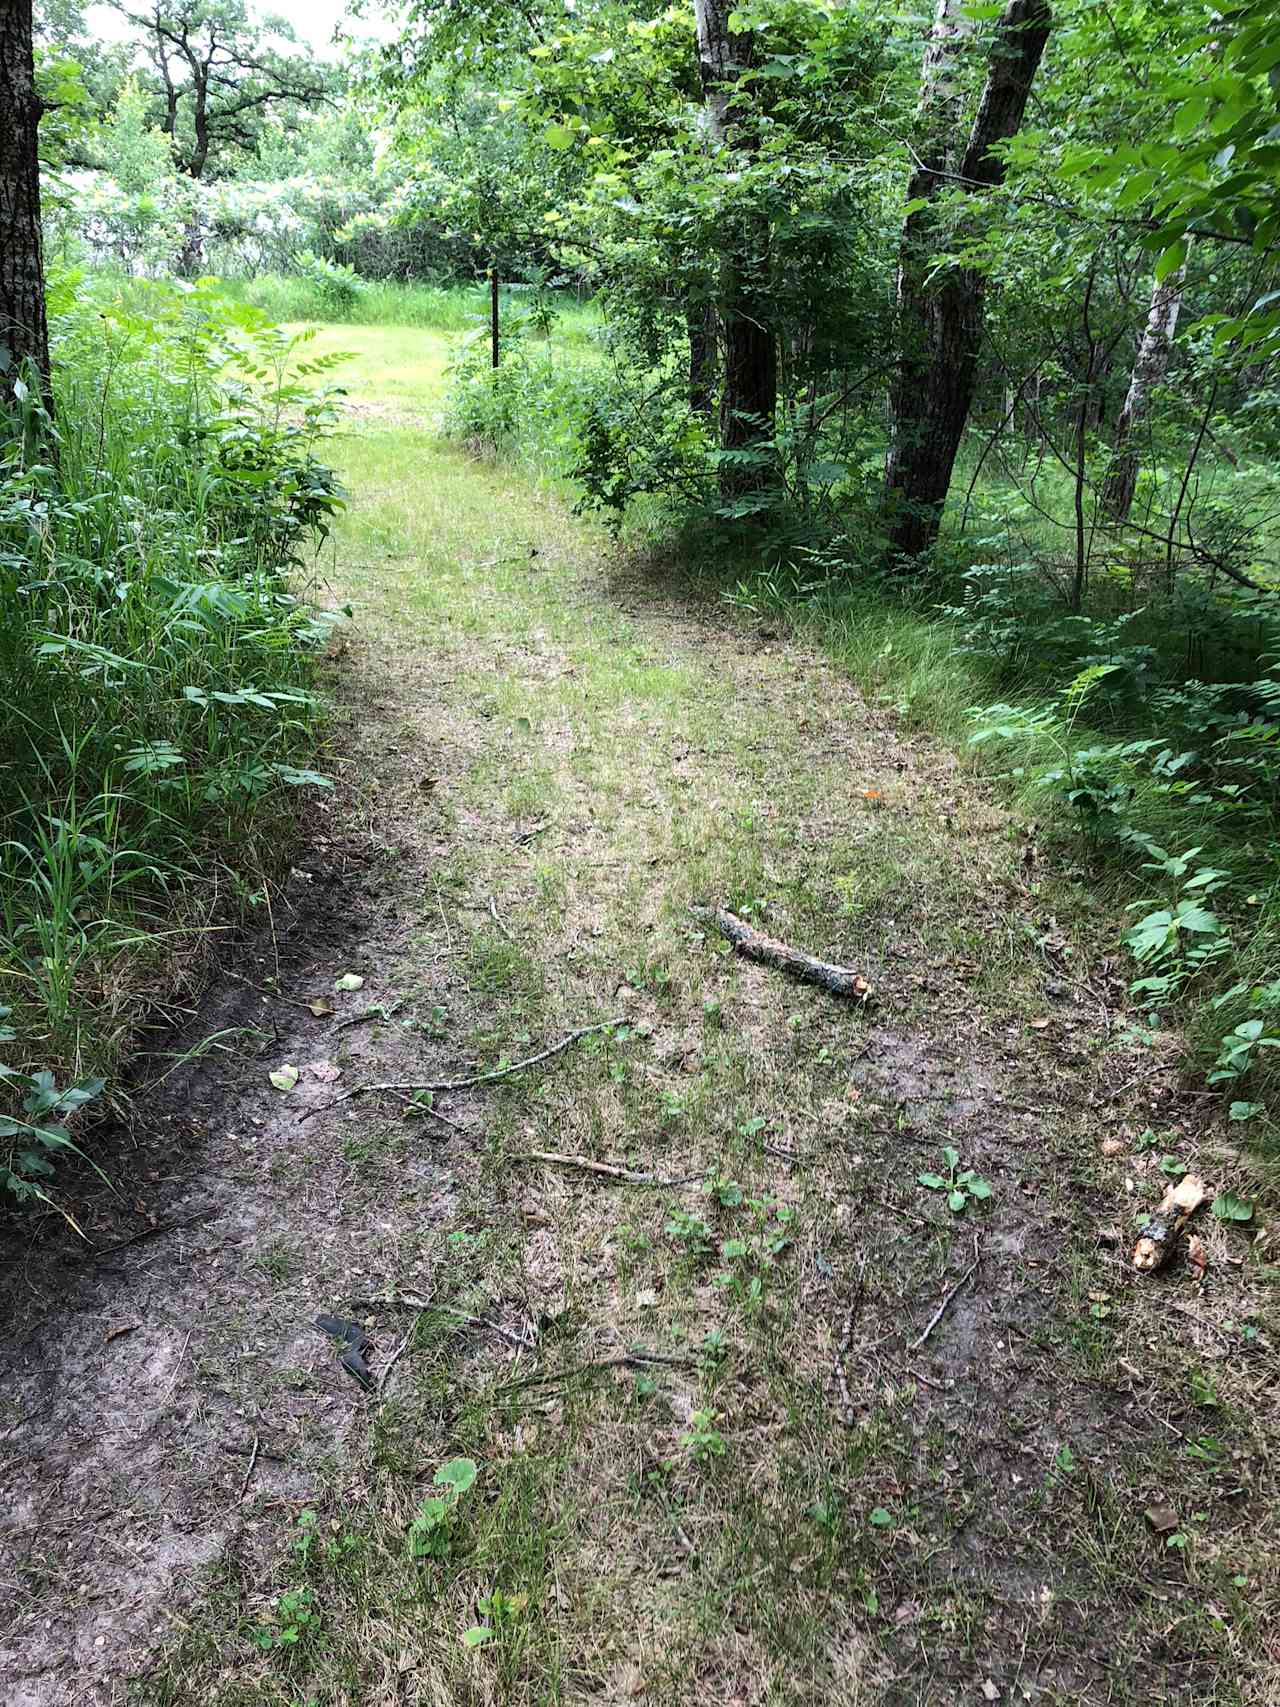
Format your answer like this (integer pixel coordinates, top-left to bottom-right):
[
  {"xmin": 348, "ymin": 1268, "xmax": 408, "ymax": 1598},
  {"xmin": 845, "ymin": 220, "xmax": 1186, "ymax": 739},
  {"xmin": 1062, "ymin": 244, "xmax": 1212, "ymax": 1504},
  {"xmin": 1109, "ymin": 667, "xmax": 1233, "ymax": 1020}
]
[
  {"xmin": 268, "ymin": 1064, "xmax": 299, "ymax": 1092},
  {"xmin": 463, "ymin": 1625, "xmax": 493, "ymax": 1646},
  {"xmin": 1211, "ymin": 1193, "xmax": 1253, "ymax": 1223},
  {"xmin": 868, "ymin": 1507, "xmax": 893, "ymax": 1527},
  {"xmin": 435, "ymin": 1457, "xmax": 478, "ymax": 1494},
  {"xmin": 543, "ymin": 123, "xmax": 576, "ymax": 151},
  {"xmin": 1228, "ymin": 1101, "xmax": 1264, "ymax": 1122},
  {"xmin": 917, "ymin": 1172, "xmax": 946, "ymax": 1191},
  {"xmin": 967, "ymin": 1178, "xmax": 993, "ymax": 1200},
  {"xmin": 948, "ymin": 1189, "xmax": 967, "ymax": 1213},
  {"xmin": 1155, "ymin": 239, "xmax": 1189, "ymax": 284}
]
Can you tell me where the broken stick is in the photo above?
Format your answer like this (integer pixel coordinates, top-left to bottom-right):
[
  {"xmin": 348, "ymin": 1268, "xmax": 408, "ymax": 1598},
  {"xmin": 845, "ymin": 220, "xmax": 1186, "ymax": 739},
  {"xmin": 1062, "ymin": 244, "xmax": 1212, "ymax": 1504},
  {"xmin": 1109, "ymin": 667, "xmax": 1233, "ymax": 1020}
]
[
  {"xmin": 300, "ymin": 1017, "xmax": 626, "ymax": 1123},
  {"xmin": 692, "ymin": 905, "xmax": 871, "ymax": 999},
  {"xmin": 516, "ymin": 1151, "xmax": 703, "ymax": 1187}
]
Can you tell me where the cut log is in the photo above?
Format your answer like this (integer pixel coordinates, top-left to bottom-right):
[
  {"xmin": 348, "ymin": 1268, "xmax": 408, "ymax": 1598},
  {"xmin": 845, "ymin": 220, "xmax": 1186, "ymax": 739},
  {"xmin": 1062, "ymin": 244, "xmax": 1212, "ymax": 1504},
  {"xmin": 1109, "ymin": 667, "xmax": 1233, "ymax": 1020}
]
[
  {"xmin": 1131, "ymin": 1174, "xmax": 1208, "ymax": 1274},
  {"xmin": 692, "ymin": 905, "xmax": 871, "ymax": 999}
]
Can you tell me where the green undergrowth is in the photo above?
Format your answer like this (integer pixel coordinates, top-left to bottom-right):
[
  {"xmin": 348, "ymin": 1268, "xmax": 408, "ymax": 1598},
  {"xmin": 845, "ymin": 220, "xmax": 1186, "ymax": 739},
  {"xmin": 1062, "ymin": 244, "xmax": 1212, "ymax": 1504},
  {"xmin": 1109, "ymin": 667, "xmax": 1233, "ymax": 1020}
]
[
  {"xmin": 720, "ymin": 544, "xmax": 1280, "ymax": 1140},
  {"xmin": 0, "ymin": 273, "xmax": 345, "ymax": 1211}
]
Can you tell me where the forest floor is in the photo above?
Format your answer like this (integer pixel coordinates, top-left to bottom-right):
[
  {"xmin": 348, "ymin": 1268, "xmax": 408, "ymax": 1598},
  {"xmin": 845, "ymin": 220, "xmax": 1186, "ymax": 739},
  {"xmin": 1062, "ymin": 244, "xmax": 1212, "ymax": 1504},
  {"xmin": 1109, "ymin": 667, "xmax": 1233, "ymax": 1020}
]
[{"xmin": 2, "ymin": 328, "xmax": 1278, "ymax": 1707}]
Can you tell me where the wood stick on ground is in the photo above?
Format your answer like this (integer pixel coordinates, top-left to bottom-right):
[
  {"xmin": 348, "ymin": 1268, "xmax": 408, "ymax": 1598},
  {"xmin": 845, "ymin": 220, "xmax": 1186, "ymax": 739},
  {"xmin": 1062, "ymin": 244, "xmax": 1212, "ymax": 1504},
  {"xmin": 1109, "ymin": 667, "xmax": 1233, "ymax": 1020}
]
[
  {"xmin": 335, "ymin": 997, "xmax": 404, "ymax": 1032},
  {"xmin": 389, "ymin": 1092, "xmax": 464, "ymax": 1131},
  {"xmin": 378, "ymin": 1311, "xmax": 424, "ymax": 1398},
  {"xmin": 238, "ymin": 1432, "xmax": 260, "ymax": 1501},
  {"xmin": 489, "ymin": 896, "xmax": 514, "ymax": 941},
  {"xmin": 353, "ymin": 1295, "xmax": 534, "ymax": 1349},
  {"xmin": 300, "ymin": 1017, "xmax": 626, "ymax": 1123},
  {"xmin": 834, "ymin": 1257, "xmax": 868, "ymax": 1426},
  {"xmin": 516, "ymin": 1151, "xmax": 704, "ymax": 1187},
  {"xmin": 692, "ymin": 905, "xmax": 871, "ymax": 999},
  {"xmin": 77, "ymin": 1210, "xmax": 214, "ymax": 1263},
  {"xmin": 499, "ymin": 1348, "xmax": 698, "ymax": 1394},
  {"xmin": 909, "ymin": 1258, "xmax": 980, "ymax": 1353}
]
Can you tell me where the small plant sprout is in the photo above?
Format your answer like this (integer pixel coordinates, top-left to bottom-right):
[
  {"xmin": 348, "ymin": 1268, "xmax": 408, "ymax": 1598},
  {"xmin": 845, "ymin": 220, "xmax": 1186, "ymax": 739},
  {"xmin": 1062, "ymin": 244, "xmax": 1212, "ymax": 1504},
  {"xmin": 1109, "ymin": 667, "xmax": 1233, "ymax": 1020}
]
[
  {"xmin": 406, "ymin": 1457, "xmax": 478, "ymax": 1561},
  {"xmin": 681, "ymin": 1408, "xmax": 727, "ymax": 1461},
  {"xmin": 917, "ymin": 1146, "xmax": 993, "ymax": 1213}
]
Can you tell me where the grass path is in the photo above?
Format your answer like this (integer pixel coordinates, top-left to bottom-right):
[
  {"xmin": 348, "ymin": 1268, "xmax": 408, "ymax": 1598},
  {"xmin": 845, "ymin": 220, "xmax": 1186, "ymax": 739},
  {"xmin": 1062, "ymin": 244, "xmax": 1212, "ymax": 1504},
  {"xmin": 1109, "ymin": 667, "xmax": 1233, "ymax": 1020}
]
[{"xmin": 7, "ymin": 329, "xmax": 1275, "ymax": 1706}]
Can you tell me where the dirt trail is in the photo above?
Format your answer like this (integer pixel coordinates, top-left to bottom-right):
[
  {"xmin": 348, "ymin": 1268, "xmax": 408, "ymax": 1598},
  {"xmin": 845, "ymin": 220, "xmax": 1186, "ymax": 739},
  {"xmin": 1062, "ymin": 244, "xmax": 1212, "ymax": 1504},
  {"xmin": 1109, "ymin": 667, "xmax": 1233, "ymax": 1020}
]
[{"xmin": 1, "ymin": 434, "xmax": 1275, "ymax": 1706}]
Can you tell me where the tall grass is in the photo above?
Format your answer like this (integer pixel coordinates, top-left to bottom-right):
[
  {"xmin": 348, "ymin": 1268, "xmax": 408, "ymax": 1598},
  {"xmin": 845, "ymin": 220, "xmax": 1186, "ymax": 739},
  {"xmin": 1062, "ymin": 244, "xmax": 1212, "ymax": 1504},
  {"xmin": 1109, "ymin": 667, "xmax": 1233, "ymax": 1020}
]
[
  {"xmin": 217, "ymin": 272, "xmax": 603, "ymax": 347},
  {"xmin": 0, "ymin": 273, "xmax": 345, "ymax": 1210}
]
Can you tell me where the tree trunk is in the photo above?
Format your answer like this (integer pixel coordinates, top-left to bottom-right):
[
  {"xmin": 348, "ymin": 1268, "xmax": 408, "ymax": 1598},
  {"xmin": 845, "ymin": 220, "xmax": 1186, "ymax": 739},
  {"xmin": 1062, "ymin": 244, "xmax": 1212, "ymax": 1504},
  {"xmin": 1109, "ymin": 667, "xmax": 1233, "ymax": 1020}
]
[
  {"xmin": 693, "ymin": 0, "xmax": 776, "ymax": 497},
  {"xmin": 0, "ymin": 0, "xmax": 52, "ymax": 415},
  {"xmin": 885, "ymin": 0, "xmax": 1050, "ymax": 560},
  {"xmin": 1103, "ymin": 267, "xmax": 1185, "ymax": 523},
  {"xmin": 687, "ymin": 302, "xmax": 716, "ymax": 419}
]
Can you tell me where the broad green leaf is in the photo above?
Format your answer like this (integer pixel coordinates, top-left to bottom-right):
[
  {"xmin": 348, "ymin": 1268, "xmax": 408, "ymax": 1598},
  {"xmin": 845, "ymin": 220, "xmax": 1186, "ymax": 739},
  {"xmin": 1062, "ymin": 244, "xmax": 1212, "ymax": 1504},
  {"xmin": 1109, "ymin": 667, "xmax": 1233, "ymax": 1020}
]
[{"xmin": 1211, "ymin": 1193, "xmax": 1253, "ymax": 1222}]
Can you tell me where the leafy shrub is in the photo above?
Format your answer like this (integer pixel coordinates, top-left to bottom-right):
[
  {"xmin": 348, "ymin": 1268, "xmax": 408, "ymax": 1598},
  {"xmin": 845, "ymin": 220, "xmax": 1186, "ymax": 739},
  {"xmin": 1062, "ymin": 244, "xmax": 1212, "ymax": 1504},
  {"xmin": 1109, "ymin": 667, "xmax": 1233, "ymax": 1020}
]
[
  {"xmin": 295, "ymin": 250, "xmax": 364, "ymax": 314},
  {"xmin": 0, "ymin": 276, "xmax": 345, "ymax": 1206}
]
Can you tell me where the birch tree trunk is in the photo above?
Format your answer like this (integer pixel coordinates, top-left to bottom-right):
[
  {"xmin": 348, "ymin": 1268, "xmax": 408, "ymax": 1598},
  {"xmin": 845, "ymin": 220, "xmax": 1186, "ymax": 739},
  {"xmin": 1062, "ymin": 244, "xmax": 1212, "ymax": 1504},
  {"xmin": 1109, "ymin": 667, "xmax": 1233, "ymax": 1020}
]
[
  {"xmin": 1103, "ymin": 267, "xmax": 1186, "ymax": 522},
  {"xmin": 885, "ymin": 0, "xmax": 1051, "ymax": 560},
  {"xmin": 0, "ymin": 0, "xmax": 53, "ymax": 414},
  {"xmin": 693, "ymin": 0, "xmax": 776, "ymax": 494}
]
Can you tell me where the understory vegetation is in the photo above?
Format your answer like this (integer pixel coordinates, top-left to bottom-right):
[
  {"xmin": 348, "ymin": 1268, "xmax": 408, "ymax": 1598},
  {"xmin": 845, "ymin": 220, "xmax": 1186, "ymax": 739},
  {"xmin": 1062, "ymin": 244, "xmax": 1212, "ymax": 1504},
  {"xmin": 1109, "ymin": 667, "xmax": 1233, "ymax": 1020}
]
[{"xmin": 0, "ymin": 274, "xmax": 344, "ymax": 1209}]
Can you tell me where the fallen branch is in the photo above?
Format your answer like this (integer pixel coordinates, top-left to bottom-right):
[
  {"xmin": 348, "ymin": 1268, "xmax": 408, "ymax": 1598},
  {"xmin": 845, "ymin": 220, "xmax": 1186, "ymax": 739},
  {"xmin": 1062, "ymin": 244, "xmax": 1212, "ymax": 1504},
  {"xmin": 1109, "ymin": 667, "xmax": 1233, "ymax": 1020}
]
[
  {"xmin": 498, "ymin": 1347, "xmax": 698, "ymax": 1394},
  {"xmin": 238, "ymin": 1432, "xmax": 260, "ymax": 1501},
  {"xmin": 378, "ymin": 1311, "xmax": 424, "ymax": 1398},
  {"xmin": 517, "ymin": 1151, "xmax": 703, "ymax": 1187},
  {"xmin": 834, "ymin": 1258, "xmax": 868, "ymax": 1426},
  {"xmin": 909, "ymin": 1259, "xmax": 980, "ymax": 1353},
  {"xmin": 77, "ymin": 1209, "xmax": 214, "ymax": 1263},
  {"xmin": 300, "ymin": 1017, "xmax": 626, "ymax": 1123},
  {"xmin": 692, "ymin": 905, "xmax": 871, "ymax": 999}
]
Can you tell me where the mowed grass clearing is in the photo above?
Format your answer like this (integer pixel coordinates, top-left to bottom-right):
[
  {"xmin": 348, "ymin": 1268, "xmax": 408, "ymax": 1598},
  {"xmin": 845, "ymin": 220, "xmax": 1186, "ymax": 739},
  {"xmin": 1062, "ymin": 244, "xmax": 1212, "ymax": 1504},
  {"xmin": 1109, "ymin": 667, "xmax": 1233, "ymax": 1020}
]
[{"xmin": 137, "ymin": 325, "xmax": 1280, "ymax": 1707}]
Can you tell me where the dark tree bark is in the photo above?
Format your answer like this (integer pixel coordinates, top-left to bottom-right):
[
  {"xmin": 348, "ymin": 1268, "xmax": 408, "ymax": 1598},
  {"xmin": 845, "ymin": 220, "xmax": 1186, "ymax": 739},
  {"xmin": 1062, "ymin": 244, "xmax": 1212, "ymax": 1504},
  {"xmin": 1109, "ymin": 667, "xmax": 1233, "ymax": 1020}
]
[
  {"xmin": 693, "ymin": 0, "xmax": 777, "ymax": 495},
  {"xmin": 885, "ymin": 0, "xmax": 1051, "ymax": 560},
  {"xmin": 686, "ymin": 301, "xmax": 717, "ymax": 419},
  {"xmin": 1103, "ymin": 266, "xmax": 1185, "ymax": 522},
  {"xmin": 0, "ymin": 0, "xmax": 52, "ymax": 414}
]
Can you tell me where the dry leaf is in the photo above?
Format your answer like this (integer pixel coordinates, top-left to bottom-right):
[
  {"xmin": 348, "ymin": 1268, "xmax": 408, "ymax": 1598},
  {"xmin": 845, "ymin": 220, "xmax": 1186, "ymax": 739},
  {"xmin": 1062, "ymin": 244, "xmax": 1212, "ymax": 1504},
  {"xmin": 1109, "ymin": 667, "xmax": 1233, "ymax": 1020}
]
[
  {"xmin": 1101, "ymin": 1137, "xmax": 1125, "ymax": 1157},
  {"xmin": 308, "ymin": 997, "xmax": 335, "ymax": 1019},
  {"xmin": 306, "ymin": 1060, "xmax": 342, "ymax": 1084},
  {"xmin": 1030, "ymin": 1017, "xmax": 1051, "ymax": 1030},
  {"xmin": 1187, "ymin": 1234, "xmax": 1208, "ymax": 1282},
  {"xmin": 1144, "ymin": 1502, "xmax": 1178, "ymax": 1534},
  {"xmin": 981, "ymin": 1683, "xmax": 1000, "ymax": 1704}
]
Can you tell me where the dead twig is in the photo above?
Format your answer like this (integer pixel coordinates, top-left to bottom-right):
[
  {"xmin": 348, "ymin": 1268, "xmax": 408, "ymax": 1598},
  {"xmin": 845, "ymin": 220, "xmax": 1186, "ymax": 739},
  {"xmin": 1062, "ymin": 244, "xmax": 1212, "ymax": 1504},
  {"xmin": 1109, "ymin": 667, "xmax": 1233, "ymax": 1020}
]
[
  {"xmin": 691, "ymin": 904, "xmax": 871, "ymax": 1000},
  {"xmin": 76, "ymin": 1210, "xmax": 214, "ymax": 1263},
  {"xmin": 390, "ymin": 1092, "xmax": 464, "ymax": 1131},
  {"xmin": 352, "ymin": 1295, "xmax": 533, "ymax": 1350},
  {"xmin": 499, "ymin": 1348, "xmax": 698, "ymax": 1393},
  {"xmin": 516, "ymin": 1151, "xmax": 703, "ymax": 1187},
  {"xmin": 238, "ymin": 1432, "xmax": 260, "ymax": 1501},
  {"xmin": 489, "ymin": 896, "xmax": 514, "ymax": 941},
  {"xmin": 301, "ymin": 1017, "xmax": 626, "ymax": 1123},
  {"xmin": 909, "ymin": 1258, "xmax": 980, "ymax": 1353},
  {"xmin": 834, "ymin": 1257, "xmax": 868, "ymax": 1426},
  {"xmin": 378, "ymin": 1311, "xmax": 424, "ymax": 1398},
  {"xmin": 335, "ymin": 997, "xmax": 404, "ymax": 1032}
]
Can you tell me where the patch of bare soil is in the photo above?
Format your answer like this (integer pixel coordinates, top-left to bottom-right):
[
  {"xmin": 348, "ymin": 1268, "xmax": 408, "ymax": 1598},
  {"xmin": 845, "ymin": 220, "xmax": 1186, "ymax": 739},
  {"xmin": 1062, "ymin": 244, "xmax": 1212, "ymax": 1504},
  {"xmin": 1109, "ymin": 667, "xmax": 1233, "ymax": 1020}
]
[{"xmin": 0, "ymin": 652, "xmax": 488, "ymax": 1705}]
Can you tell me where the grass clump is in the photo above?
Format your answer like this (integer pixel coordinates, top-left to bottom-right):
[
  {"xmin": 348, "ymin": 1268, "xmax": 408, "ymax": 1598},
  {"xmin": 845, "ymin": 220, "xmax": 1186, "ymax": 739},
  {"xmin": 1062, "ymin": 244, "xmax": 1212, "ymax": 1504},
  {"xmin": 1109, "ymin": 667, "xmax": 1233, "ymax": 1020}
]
[{"xmin": 0, "ymin": 273, "xmax": 346, "ymax": 1208}]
